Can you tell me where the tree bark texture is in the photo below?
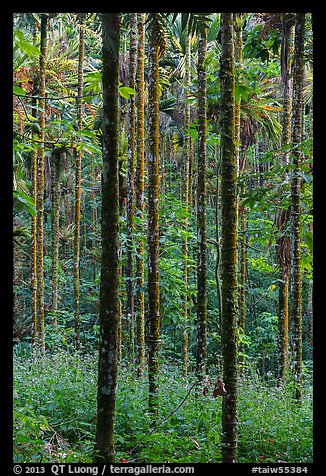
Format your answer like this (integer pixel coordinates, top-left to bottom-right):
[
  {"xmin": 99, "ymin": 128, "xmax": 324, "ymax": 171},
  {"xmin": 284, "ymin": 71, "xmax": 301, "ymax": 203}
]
[
  {"xmin": 36, "ymin": 14, "xmax": 47, "ymax": 356},
  {"xmin": 74, "ymin": 15, "xmax": 85, "ymax": 350},
  {"xmin": 126, "ymin": 13, "xmax": 137, "ymax": 362},
  {"xmin": 135, "ymin": 13, "xmax": 146, "ymax": 375},
  {"xmin": 276, "ymin": 14, "xmax": 294, "ymax": 383},
  {"xmin": 94, "ymin": 13, "xmax": 120, "ymax": 463},
  {"xmin": 220, "ymin": 12, "xmax": 238, "ymax": 464},
  {"xmin": 278, "ymin": 275, "xmax": 289, "ymax": 381},
  {"xmin": 147, "ymin": 20, "xmax": 161, "ymax": 413},
  {"xmin": 182, "ymin": 22, "xmax": 191, "ymax": 377},
  {"xmin": 239, "ymin": 207, "xmax": 246, "ymax": 367},
  {"xmin": 31, "ymin": 146, "xmax": 38, "ymax": 353},
  {"xmin": 51, "ymin": 149, "xmax": 63, "ymax": 324},
  {"xmin": 196, "ymin": 17, "xmax": 208, "ymax": 377},
  {"xmin": 31, "ymin": 25, "xmax": 38, "ymax": 355},
  {"xmin": 290, "ymin": 12, "xmax": 305, "ymax": 403}
]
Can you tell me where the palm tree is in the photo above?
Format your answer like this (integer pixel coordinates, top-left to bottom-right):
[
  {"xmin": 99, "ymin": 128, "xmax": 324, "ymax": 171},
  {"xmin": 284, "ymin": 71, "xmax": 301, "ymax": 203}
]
[
  {"xmin": 276, "ymin": 14, "xmax": 294, "ymax": 382},
  {"xmin": 94, "ymin": 12, "xmax": 120, "ymax": 463},
  {"xmin": 36, "ymin": 13, "xmax": 48, "ymax": 356},
  {"xmin": 196, "ymin": 14, "xmax": 208, "ymax": 378},
  {"xmin": 126, "ymin": 13, "xmax": 137, "ymax": 363},
  {"xmin": 31, "ymin": 16, "xmax": 39, "ymax": 355},
  {"xmin": 181, "ymin": 20, "xmax": 191, "ymax": 377},
  {"xmin": 74, "ymin": 13, "xmax": 86, "ymax": 350},
  {"xmin": 135, "ymin": 12, "xmax": 146, "ymax": 375},
  {"xmin": 234, "ymin": 13, "xmax": 246, "ymax": 367},
  {"xmin": 147, "ymin": 13, "xmax": 167, "ymax": 413},
  {"xmin": 290, "ymin": 12, "xmax": 305, "ymax": 403},
  {"xmin": 220, "ymin": 12, "xmax": 238, "ymax": 464},
  {"xmin": 51, "ymin": 147, "xmax": 63, "ymax": 326}
]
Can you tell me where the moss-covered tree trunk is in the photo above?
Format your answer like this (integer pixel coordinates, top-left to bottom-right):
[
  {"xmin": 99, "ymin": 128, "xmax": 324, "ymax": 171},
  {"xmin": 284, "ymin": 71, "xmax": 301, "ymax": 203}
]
[
  {"xmin": 234, "ymin": 13, "xmax": 243, "ymax": 173},
  {"xmin": 126, "ymin": 13, "xmax": 137, "ymax": 363},
  {"xmin": 31, "ymin": 20, "xmax": 39, "ymax": 354},
  {"xmin": 235, "ymin": 14, "xmax": 246, "ymax": 368},
  {"xmin": 276, "ymin": 13, "xmax": 294, "ymax": 383},
  {"xmin": 290, "ymin": 12, "xmax": 305, "ymax": 403},
  {"xmin": 307, "ymin": 276, "xmax": 313, "ymax": 357},
  {"xmin": 31, "ymin": 143, "xmax": 38, "ymax": 353},
  {"xmin": 182, "ymin": 22, "xmax": 191, "ymax": 377},
  {"xmin": 51, "ymin": 149, "xmax": 63, "ymax": 326},
  {"xmin": 239, "ymin": 206, "xmax": 246, "ymax": 367},
  {"xmin": 94, "ymin": 13, "xmax": 120, "ymax": 463},
  {"xmin": 220, "ymin": 13, "xmax": 238, "ymax": 464},
  {"xmin": 36, "ymin": 13, "xmax": 47, "ymax": 356},
  {"xmin": 147, "ymin": 16, "xmax": 161, "ymax": 413},
  {"xmin": 196, "ymin": 16, "xmax": 208, "ymax": 377},
  {"xmin": 135, "ymin": 12, "xmax": 146, "ymax": 375},
  {"xmin": 74, "ymin": 14, "xmax": 86, "ymax": 351}
]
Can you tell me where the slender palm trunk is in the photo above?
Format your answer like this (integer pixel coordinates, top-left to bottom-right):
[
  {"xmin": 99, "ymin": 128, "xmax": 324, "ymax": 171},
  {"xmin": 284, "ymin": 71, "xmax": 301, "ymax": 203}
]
[
  {"xmin": 234, "ymin": 13, "xmax": 243, "ymax": 174},
  {"xmin": 94, "ymin": 13, "xmax": 120, "ymax": 463},
  {"xmin": 74, "ymin": 15, "xmax": 86, "ymax": 350},
  {"xmin": 290, "ymin": 12, "xmax": 305, "ymax": 403},
  {"xmin": 220, "ymin": 13, "xmax": 238, "ymax": 464},
  {"xmin": 31, "ymin": 21, "xmax": 39, "ymax": 355},
  {"xmin": 278, "ymin": 263, "xmax": 289, "ymax": 380},
  {"xmin": 196, "ymin": 16, "xmax": 208, "ymax": 377},
  {"xmin": 277, "ymin": 14, "xmax": 294, "ymax": 383},
  {"xmin": 51, "ymin": 149, "xmax": 63, "ymax": 325},
  {"xmin": 147, "ymin": 18, "xmax": 161, "ymax": 413},
  {"xmin": 307, "ymin": 277, "xmax": 313, "ymax": 356},
  {"xmin": 239, "ymin": 206, "xmax": 246, "ymax": 367},
  {"xmin": 36, "ymin": 14, "xmax": 47, "ymax": 356},
  {"xmin": 31, "ymin": 144, "xmax": 38, "ymax": 353},
  {"xmin": 135, "ymin": 13, "xmax": 146, "ymax": 375},
  {"xmin": 126, "ymin": 13, "xmax": 137, "ymax": 363},
  {"xmin": 182, "ymin": 23, "xmax": 191, "ymax": 377},
  {"xmin": 235, "ymin": 14, "xmax": 246, "ymax": 368}
]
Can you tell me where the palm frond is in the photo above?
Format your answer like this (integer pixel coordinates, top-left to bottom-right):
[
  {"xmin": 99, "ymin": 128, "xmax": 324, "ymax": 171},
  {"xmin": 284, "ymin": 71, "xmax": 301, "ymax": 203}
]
[
  {"xmin": 168, "ymin": 13, "xmax": 212, "ymax": 37},
  {"xmin": 147, "ymin": 13, "xmax": 169, "ymax": 58}
]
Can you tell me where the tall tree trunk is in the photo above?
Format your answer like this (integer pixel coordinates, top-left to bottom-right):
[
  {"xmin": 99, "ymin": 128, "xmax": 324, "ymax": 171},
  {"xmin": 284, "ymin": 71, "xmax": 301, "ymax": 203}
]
[
  {"xmin": 74, "ymin": 14, "xmax": 86, "ymax": 351},
  {"xmin": 51, "ymin": 149, "xmax": 63, "ymax": 325},
  {"xmin": 31, "ymin": 144, "xmax": 38, "ymax": 354},
  {"xmin": 235, "ymin": 14, "xmax": 246, "ymax": 368},
  {"xmin": 220, "ymin": 12, "xmax": 238, "ymax": 464},
  {"xmin": 135, "ymin": 12, "xmax": 146, "ymax": 375},
  {"xmin": 307, "ymin": 277, "xmax": 313, "ymax": 357},
  {"xmin": 290, "ymin": 12, "xmax": 305, "ymax": 403},
  {"xmin": 196, "ymin": 16, "xmax": 208, "ymax": 377},
  {"xmin": 126, "ymin": 13, "xmax": 137, "ymax": 364},
  {"xmin": 36, "ymin": 13, "xmax": 48, "ymax": 356},
  {"xmin": 31, "ymin": 22, "xmax": 39, "ymax": 354},
  {"xmin": 276, "ymin": 13, "xmax": 294, "ymax": 383},
  {"xmin": 182, "ymin": 21, "xmax": 191, "ymax": 377},
  {"xmin": 239, "ymin": 206, "xmax": 246, "ymax": 367},
  {"xmin": 147, "ymin": 16, "xmax": 161, "ymax": 413},
  {"xmin": 94, "ymin": 13, "xmax": 120, "ymax": 463},
  {"xmin": 234, "ymin": 13, "xmax": 243, "ymax": 173}
]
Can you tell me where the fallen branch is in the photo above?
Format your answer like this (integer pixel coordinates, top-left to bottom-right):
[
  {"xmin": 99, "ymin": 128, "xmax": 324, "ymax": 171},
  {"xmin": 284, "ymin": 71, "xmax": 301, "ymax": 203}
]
[{"xmin": 128, "ymin": 379, "xmax": 200, "ymax": 455}]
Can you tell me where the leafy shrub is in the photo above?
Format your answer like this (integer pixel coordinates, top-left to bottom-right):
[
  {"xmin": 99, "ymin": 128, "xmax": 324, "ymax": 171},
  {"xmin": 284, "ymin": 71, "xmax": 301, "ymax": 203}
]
[{"xmin": 13, "ymin": 350, "xmax": 313, "ymax": 463}]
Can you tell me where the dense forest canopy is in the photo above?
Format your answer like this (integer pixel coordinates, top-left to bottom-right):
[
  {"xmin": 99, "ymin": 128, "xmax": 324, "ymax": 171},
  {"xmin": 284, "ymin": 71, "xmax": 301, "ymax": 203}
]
[{"xmin": 13, "ymin": 12, "xmax": 313, "ymax": 465}]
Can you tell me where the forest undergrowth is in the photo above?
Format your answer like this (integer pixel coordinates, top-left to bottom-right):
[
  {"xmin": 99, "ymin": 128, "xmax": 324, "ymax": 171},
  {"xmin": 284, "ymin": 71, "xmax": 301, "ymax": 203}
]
[{"xmin": 13, "ymin": 349, "xmax": 313, "ymax": 464}]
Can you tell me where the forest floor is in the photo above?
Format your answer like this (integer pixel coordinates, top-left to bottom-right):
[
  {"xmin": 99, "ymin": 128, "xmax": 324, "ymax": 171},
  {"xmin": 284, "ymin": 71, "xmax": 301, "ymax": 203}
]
[{"xmin": 13, "ymin": 350, "xmax": 313, "ymax": 463}]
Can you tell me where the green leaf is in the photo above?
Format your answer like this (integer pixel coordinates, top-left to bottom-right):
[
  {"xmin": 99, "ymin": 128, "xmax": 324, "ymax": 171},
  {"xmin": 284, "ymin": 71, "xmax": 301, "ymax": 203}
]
[
  {"xmin": 298, "ymin": 171, "xmax": 312, "ymax": 184},
  {"xmin": 13, "ymin": 85, "xmax": 26, "ymax": 96},
  {"xmin": 119, "ymin": 86, "xmax": 136, "ymax": 99},
  {"xmin": 304, "ymin": 231, "xmax": 313, "ymax": 251},
  {"xmin": 13, "ymin": 191, "xmax": 36, "ymax": 216},
  {"xmin": 18, "ymin": 40, "xmax": 41, "ymax": 58}
]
